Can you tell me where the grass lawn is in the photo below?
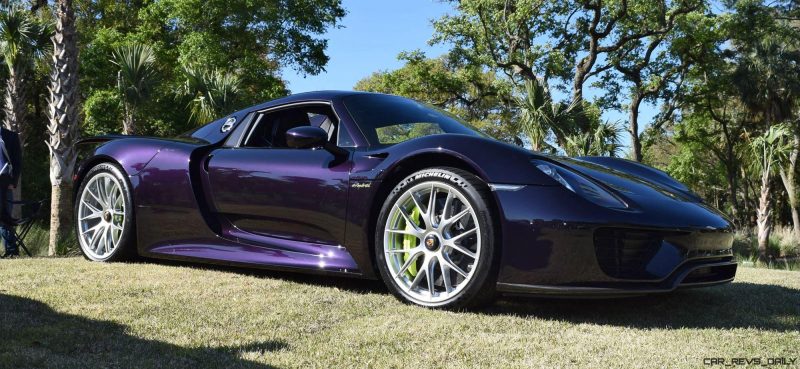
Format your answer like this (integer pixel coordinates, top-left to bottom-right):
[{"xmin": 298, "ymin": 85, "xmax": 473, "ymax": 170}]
[{"xmin": 0, "ymin": 258, "xmax": 797, "ymax": 369}]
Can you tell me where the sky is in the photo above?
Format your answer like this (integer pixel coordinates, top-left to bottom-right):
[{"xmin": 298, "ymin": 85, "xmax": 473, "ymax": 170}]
[
  {"xmin": 280, "ymin": 0, "xmax": 656, "ymax": 150},
  {"xmin": 281, "ymin": 0, "xmax": 453, "ymax": 93}
]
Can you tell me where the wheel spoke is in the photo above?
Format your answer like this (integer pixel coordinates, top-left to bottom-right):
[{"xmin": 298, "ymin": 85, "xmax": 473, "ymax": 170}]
[
  {"xmin": 448, "ymin": 243, "xmax": 477, "ymax": 259},
  {"xmin": 81, "ymin": 200, "xmax": 102, "ymax": 215},
  {"xmin": 427, "ymin": 184, "xmax": 436, "ymax": 218},
  {"xmin": 106, "ymin": 225, "xmax": 115, "ymax": 250},
  {"xmin": 408, "ymin": 265, "xmax": 427, "ymax": 290},
  {"xmin": 82, "ymin": 222, "xmax": 103, "ymax": 235},
  {"xmin": 445, "ymin": 209, "xmax": 470, "ymax": 227},
  {"xmin": 440, "ymin": 189, "xmax": 452, "ymax": 220},
  {"xmin": 395, "ymin": 205, "xmax": 422, "ymax": 232},
  {"xmin": 386, "ymin": 228, "xmax": 421, "ymax": 238},
  {"xmin": 448, "ymin": 227, "xmax": 477, "ymax": 244},
  {"xmin": 439, "ymin": 255, "xmax": 453, "ymax": 293},
  {"xmin": 86, "ymin": 225, "xmax": 102, "ymax": 251},
  {"xmin": 426, "ymin": 256, "xmax": 436, "ymax": 296},
  {"xmin": 395, "ymin": 251, "xmax": 423, "ymax": 278},
  {"xmin": 442, "ymin": 255, "xmax": 469, "ymax": 278},
  {"xmin": 86, "ymin": 186, "xmax": 104, "ymax": 207},
  {"xmin": 79, "ymin": 209, "xmax": 103, "ymax": 221},
  {"xmin": 385, "ymin": 246, "xmax": 420, "ymax": 254},
  {"xmin": 409, "ymin": 192, "xmax": 424, "ymax": 216},
  {"xmin": 94, "ymin": 178, "xmax": 107, "ymax": 208},
  {"xmin": 98, "ymin": 226, "xmax": 109, "ymax": 254}
]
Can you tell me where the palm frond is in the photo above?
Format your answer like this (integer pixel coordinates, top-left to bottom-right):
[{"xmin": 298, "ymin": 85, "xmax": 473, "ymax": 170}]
[
  {"xmin": 0, "ymin": 5, "xmax": 50, "ymax": 71},
  {"xmin": 111, "ymin": 43, "xmax": 158, "ymax": 105},
  {"xmin": 182, "ymin": 66, "xmax": 241, "ymax": 125}
]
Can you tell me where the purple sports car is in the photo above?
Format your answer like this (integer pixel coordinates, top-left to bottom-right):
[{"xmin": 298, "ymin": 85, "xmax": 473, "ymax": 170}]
[{"xmin": 73, "ymin": 91, "xmax": 736, "ymax": 309}]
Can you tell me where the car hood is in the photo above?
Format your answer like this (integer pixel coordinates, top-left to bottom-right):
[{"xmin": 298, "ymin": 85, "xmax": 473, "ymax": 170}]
[
  {"xmin": 543, "ymin": 155, "xmax": 733, "ymax": 230},
  {"xmin": 549, "ymin": 156, "xmax": 702, "ymax": 203}
]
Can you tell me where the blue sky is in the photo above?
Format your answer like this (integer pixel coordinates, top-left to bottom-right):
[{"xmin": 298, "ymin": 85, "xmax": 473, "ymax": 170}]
[{"xmin": 281, "ymin": 0, "xmax": 655, "ymax": 150}]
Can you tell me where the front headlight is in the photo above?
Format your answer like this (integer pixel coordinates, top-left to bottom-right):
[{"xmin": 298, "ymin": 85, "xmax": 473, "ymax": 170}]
[{"xmin": 533, "ymin": 160, "xmax": 628, "ymax": 209}]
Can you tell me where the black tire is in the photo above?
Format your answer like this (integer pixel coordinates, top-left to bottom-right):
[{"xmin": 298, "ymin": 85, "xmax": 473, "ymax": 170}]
[
  {"xmin": 375, "ymin": 167, "xmax": 499, "ymax": 309},
  {"xmin": 74, "ymin": 162, "xmax": 137, "ymax": 261}
]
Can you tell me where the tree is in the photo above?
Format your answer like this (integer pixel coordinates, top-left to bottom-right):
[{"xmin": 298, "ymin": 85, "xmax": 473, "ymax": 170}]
[
  {"xmin": 47, "ymin": 0, "xmax": 80, "ymax": 255},
  {"xmin": 0, "ymin": 4, "xmax": 51, "ymax": 217},
  {"xmin": 563, "ymin": 120, "xmax": 623, "ymax": 157},
  {"xmin": 732, "ymin": 30, "xmax": 800, "ymax": 239},
  {"xmin": 0, "ymin": 4, "xmax": 50, "ymax": 146},
  {"xmin": 749, "ymin": 124, "xmax": 791, "ymax": 260},
  {"xmin": 355, "ymin": 51, "xmax": 521, "ymax": 144},
  {"xmin": 597, "ymin": 0, "xmax": 706, "ymax": 161},
  {"xmin": 181, "ymin": 66, "xmax": 241, "ymax": 125},
  {"xmin": 515, "ymin": 77, "xmax": 575, "ymax": 151},
  {"xmin": 111, "ymin": 43, "xmax": 157, "ymax": 135}
]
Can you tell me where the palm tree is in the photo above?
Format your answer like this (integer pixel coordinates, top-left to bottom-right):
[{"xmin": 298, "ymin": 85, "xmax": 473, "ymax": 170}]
[
  {"xmin": 0, "ymin": 5, "xmax": 51, "ymax": 146},
  {"xmin": 563, "ymin": 121, "xmax": 624, "ymax": 157},
  {"xmin": 47, "ymin": 0, "xmax": 80, "ymax": 256},
  {"xmin": 749, "ymin": 124, "xmax": 792, "ymax": 261},
  {"xmin": 111, "ymin": 43, "xmax": 157, "ymax": 135},
  {"xmin": 182, "ymin": 67, "xmax": 240, "ymax": 125},
  {"xmin": 516, "ymin": 78, "xmax": 576, "ymax": 152},
  {"xmin": 1, "ymin": 5, "xmax": 51, "ymax": 217},
  {"xmin": 733, "ymin": 35, "xmax": 800, "ymax": 240}
]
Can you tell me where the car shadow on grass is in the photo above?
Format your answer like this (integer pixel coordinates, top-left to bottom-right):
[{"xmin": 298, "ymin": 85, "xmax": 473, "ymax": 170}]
[
  {"xmin": 486, "ymin": 282, "xmax": 800, "ymax": 332},
  {"xmin": 0, "ymin": 294, "xmax": 286, "ymax": 368},
  {"xmin": 147, "ymin": 259, "xmax": 798, "ymax": 332}
]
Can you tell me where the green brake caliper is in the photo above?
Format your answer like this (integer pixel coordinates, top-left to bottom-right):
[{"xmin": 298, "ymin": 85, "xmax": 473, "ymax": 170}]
[{"xmin": 402, "ymin": 206, "xmax": 420, "ymax": 277}]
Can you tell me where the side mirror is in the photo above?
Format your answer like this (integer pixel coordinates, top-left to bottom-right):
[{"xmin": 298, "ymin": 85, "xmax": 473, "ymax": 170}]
[{"xmin": 286, "ymin": 126, "xmax": 327, "ymax": 149}]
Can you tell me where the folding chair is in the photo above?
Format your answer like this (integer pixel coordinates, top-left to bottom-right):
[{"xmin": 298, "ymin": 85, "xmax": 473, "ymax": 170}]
[{"xmin": 1, "ymin": 199, "xmax": 48, "ymax": 258}]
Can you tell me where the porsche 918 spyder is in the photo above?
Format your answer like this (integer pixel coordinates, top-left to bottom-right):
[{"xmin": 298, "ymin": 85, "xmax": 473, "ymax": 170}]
[{"xmin": 73, "ymin": 91, "xmax": 736, "ymax": 309}]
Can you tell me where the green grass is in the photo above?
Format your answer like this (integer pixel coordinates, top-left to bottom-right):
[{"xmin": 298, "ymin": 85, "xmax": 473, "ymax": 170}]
[{"xmin": 0, "ymin": 258, "xmax": 798, "ymax": 368}]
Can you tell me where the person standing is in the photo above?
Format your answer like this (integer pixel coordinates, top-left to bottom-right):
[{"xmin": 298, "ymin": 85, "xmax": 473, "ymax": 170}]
[{"xmin": 0, "ymin": 127, "xmax": 22, "ymax": 257}]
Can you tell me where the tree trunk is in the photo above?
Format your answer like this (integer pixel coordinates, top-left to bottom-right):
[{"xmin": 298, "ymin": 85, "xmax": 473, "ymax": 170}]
[
  {"xmin": 48, "ymin": 183, "xmax": 72, "ymax": 255},
  {"xmin": 719, "ymin": 118, "xmax": 738, "ymax": 225},
  {"xmin": 629, "ymin": 93, "xmax": 643, "ymax": 162},
  {"xmin": 3, "ymin": 68, "xmax": 27, "ymax": 220},
  {"xmin": 122, "ymin": 101, "xmax": 135, "ymax": 135},
  {"xmin": 756, "ymin": 170, "xmax": 772, "ymax": 261},
  {"xmin": 779, "ymin": 132, "xmax": 799, "ymax": 239},
  {"xmin": 2, "ymin": 67, "xmax": 26, "ymax": 140},
  {"xmin": 47, "ymin": 0, "xmax": 80, "ymax": 256}
]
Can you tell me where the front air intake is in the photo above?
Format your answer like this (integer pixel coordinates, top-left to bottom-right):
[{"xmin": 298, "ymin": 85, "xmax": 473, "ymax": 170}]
[{"xmin": 594, "ymin": 228, "xmax": 674, "ymax": 280}]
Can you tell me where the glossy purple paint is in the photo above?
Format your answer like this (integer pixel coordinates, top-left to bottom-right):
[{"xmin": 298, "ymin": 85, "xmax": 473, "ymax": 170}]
[{"xmin": 74, "ymin": 91, "xmax": 736, "ymax": 294}]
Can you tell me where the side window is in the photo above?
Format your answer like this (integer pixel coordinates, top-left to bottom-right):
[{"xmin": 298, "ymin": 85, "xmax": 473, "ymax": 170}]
[{"xmin": 241, "ymin": 105, "xmax": 339, "ymax": 148}]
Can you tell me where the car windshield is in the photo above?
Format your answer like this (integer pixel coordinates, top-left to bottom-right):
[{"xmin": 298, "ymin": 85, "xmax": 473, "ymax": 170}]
[{"xmin": 342, "ymin": 94, "xmax": 482, "ymax": 146}]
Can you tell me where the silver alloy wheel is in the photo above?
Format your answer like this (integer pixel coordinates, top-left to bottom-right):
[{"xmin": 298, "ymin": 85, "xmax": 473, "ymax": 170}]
[
  {"xmin": 383, "ymin": 182, "xmax": 482, "ymax": 305},
  {"xmin": 77, "ymin": 172, "xmax": 126, "ymax": 260}
]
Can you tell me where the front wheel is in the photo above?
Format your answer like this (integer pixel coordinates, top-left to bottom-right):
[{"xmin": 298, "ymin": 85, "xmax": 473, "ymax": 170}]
[
  {"xmin": 375, "ymin": 167, "xmax": 498, "ymax": 309},
  {"xmin": 75, "ymin": 162, "xmax": 136, "ymax": 261}
]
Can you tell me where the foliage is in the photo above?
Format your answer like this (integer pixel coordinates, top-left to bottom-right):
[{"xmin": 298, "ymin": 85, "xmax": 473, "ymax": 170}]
[
  {"xmin": 355, "ymin": 51, "xmax": 522, "ymax": 144},
  {"xmin": 0, "ymin": 4, "xmax": 51, "ymax": 72},
  {"xmin": 563, "ymin": 120, "xmax": 624, "ymax": 157},
  {"xmin": 515, "ymin": 78, "xmax": 575, "ymax": 151},
  {"xmin": 181, "ymin": 66, "xmax": 241, "ymax": 126},
  {"xmin": 77, "ymin": 0, "xmax": 346, "ymax": 133},
  {"xmin": 749, "ymin": 123, "xmax": 792, "ymax": 174},
  {"xmin": 112, "ymin": 43, "xmax": 158, "ymax": 134},
  {"xmin": 83, "ymin": 89, "xmax": 122, "ymax": 136}
]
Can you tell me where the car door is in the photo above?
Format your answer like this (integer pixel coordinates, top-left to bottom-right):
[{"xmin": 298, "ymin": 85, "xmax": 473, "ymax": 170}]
[{"xmin": 203, "ymin": 103, "xmax": 351, "ymax": 247}]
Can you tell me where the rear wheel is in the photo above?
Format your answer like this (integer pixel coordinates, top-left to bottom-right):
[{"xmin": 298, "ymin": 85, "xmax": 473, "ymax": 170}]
[
  {"xmin": 75, "ymin": 163, "xmax": 136, "ymax": 261},
  {"xmin": 375, "ymin": 167, "xmax": 498, "ymax": 309}
]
